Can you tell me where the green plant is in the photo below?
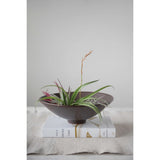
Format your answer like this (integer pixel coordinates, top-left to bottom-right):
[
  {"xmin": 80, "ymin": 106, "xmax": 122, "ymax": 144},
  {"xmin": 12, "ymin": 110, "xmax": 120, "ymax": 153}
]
[{"xmin": 39, "ymin": 51, "xmax": 112, "ymax": 120}]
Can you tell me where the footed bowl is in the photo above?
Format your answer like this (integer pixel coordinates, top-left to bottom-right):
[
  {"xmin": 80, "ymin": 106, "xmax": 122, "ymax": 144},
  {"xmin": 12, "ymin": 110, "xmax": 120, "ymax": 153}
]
[{"xmin": 39, "ymin": 92, "xmax": 113, "ymax": 124}]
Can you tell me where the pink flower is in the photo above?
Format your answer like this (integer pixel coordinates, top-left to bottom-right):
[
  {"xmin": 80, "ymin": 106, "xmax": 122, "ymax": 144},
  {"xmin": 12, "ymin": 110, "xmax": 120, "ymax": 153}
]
[
  {"xmin": 42, "ymin": 91, "xmax": 52, "ymax": 101},
  {"xmin": 54, "ymin": 81, "xmax": 61, "ymax": 92}
]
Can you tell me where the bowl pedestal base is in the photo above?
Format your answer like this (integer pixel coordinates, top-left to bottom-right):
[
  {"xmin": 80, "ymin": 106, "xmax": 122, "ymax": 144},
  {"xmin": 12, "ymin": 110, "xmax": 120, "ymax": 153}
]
[{"xmin": 68, "ymin": 120, "xmax": 86, "ymax": 124}]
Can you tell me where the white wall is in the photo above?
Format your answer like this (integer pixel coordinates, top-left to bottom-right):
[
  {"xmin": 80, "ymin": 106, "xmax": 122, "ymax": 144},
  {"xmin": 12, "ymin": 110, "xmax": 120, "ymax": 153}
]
[{"xmin": 27, "ymin": 0, "xmax": 133, "ymax": 108}]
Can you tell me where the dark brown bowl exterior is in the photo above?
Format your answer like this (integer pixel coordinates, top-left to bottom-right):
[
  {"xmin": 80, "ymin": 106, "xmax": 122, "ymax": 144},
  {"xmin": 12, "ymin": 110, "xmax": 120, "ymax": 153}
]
[{"xmin": 40, "ymin": 92, "xmax": 113, "ymax": 124}]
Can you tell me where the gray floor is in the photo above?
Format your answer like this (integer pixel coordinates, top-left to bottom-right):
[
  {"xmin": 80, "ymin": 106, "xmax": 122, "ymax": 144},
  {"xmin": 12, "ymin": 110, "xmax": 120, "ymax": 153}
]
[{"xmin": 27, "ymin": 154, "xmax": 133, "ymax": 160}]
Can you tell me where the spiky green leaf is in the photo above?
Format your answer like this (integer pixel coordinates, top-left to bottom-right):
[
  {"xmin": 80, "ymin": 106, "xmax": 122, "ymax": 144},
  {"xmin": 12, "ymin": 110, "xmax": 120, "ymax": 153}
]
[
  {"xmin": 39, "ymin": 96, "xmax": 63, "ymax": 104},
  {"xmin": 76, "ymin": 85, "xmax": 112, "ymax": 103},
  {"xmin": 73, "ymin": 102, "xmax": 102, "ymax": 120},
  {"xmin": 69, "ymin": 80, "xmax": 99, "ymax": 105}
]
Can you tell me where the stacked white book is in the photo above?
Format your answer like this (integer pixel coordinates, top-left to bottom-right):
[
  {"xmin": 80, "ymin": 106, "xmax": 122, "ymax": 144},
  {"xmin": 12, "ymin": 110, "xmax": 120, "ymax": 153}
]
[{"xmin": 42, "ymin": 115, "xmax": 116, "ymax": 138}]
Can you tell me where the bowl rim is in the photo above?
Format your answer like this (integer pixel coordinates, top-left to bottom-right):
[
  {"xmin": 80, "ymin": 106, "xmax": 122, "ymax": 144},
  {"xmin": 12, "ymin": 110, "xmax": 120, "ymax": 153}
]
[{"xmin": 39, "ymin": 91, "xmax": 113, "ymax": 108}]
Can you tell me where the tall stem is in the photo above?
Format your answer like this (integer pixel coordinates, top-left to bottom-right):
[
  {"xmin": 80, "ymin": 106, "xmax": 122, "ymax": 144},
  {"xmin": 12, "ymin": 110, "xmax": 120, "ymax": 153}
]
[
  {"xmin": 80, "ymin": 58, "xmax": 83, "ymax": 98},
  {"xmin": 80, "ymin": 50, "xmax": 93, "ymax": 98},
  {"xmin": 81, "ymin": 57, "xmax": 83, "ymax": 86}
]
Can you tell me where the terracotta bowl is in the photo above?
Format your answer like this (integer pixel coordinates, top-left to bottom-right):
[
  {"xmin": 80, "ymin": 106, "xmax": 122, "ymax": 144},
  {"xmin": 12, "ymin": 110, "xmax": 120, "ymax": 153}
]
[{"xmin": 39, "ymin": 92, "xmax": 113, "ymax": 124}]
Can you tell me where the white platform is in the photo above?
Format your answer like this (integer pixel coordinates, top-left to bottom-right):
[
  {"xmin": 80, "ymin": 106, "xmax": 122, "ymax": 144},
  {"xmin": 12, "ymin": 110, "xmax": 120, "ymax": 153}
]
[{"xmin": 42, "ymin": 115, "xmax": 116, "ymax": 138}]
